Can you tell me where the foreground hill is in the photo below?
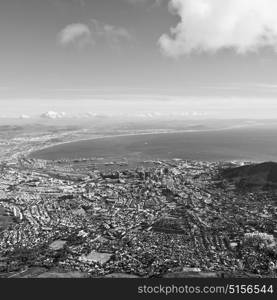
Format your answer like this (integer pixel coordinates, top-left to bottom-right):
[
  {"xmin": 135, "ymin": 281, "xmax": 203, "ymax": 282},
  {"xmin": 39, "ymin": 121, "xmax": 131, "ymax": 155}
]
[{"xmin": 222, "ymin": 161, "xmax": 277, "ymax": 188}]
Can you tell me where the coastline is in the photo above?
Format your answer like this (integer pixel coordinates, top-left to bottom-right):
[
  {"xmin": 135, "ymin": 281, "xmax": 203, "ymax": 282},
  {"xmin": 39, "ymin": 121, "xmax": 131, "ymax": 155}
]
[{"xmin": 28, "ymin": 123, "xmax": 256, "ymax": 159}]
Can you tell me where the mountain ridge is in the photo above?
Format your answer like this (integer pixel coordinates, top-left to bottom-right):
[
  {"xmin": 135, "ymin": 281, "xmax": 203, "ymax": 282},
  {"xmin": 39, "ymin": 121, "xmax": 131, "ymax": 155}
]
[{"xmin": 222, "ymin": 161, "xmax": 277, "ymax": 188}]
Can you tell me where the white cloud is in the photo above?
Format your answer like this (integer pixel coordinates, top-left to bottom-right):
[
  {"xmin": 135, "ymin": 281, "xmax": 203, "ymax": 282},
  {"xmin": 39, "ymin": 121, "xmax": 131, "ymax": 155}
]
[
  {"xmin": 40, "ymin": 111, "xmax": 67, "ymax": 119},
  {"xmin": 159, "ymin": 0, "xmax": 277, "ymax": 57},
  {"xmin": 126, "ymin": 0, "xmax": 164, "ymax": 5},
  {"xmin": 58, "ymin": 20, "xmax": 132, "ymax": 49},
  {"xmin": 19, "ymin": 114, "xmax": 30, "ymax": 119},
  {"xmin": 91, "ymin": 19, "xmax": 132, "ymax": 49},
  {"xmin": 103, "ymin": 25, "xmax": 131, "ymax": 40},
  {"xmin": 58, "ymin": 23, "xmax": 91, "ymax": 47},
  {"xmin": 126, "ymin": 0, "xmax": 148, "ymax": 4}
]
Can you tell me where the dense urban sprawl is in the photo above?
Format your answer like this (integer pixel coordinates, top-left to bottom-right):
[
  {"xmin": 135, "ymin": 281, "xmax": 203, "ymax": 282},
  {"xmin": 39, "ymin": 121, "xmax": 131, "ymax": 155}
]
[
  {"xmin": 0, "ymin": 156, "xmax": 277, "ymax": 278},
  {"xmin": 0, "ymin": 126, "xmax": 277, "ymax": 278}
]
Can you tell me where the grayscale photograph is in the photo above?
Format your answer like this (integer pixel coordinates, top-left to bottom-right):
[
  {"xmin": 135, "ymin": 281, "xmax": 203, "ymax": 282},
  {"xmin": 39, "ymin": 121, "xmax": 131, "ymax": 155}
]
[{"xmin": 1, "ymin": 0, "xmax": 277, "ymax": 282}]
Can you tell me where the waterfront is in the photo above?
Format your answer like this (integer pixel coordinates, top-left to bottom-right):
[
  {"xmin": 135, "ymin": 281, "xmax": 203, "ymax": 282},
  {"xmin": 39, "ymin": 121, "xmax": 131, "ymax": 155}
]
[{"xmin": 30, "ymin": 126, "xmax": 277, "ymax": 162}]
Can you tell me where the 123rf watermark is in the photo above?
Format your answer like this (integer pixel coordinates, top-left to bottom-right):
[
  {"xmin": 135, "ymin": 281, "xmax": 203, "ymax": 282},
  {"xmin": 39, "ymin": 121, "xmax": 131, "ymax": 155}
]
[{"xmin": 137, "ymin": 284, "xmax": 274, "ymax": 296}]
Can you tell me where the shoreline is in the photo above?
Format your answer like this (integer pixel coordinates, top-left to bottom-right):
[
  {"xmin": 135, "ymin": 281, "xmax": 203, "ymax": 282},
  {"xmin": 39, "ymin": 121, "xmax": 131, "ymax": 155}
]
[{"xmin": 28, "ymin": 123, "xmax": 256, "ymax": 159}]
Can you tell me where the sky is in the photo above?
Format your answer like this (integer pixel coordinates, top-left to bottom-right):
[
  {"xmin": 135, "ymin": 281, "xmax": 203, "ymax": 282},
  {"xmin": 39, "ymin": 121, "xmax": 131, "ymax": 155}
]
[{"xmin": 2, "ymin": 0, "xmax": 277, "ymax": 118}]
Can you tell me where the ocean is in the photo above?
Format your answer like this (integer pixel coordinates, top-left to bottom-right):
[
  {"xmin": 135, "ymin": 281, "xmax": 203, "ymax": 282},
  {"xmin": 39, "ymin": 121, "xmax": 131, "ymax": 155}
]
[{"xmin": 30, "ymin": 126, "xmax": 277, "ymax": 162}]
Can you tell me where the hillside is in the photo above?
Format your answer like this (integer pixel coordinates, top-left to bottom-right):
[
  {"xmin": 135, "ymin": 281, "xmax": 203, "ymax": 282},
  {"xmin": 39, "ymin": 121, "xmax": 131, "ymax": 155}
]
[{"xmin": 222, "ymin": 161, "xmax": 277, "ymax": 188}]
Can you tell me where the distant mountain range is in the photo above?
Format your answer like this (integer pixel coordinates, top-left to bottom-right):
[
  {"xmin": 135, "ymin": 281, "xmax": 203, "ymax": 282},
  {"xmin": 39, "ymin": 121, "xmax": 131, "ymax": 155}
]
[
  {"xmin": 0, "ymin": 111, "xmax": 211, "ymax": 120},
  {"xmin": 223, "ymin": 161, "xmax": 277, "ymax": 188}
]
